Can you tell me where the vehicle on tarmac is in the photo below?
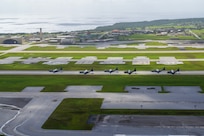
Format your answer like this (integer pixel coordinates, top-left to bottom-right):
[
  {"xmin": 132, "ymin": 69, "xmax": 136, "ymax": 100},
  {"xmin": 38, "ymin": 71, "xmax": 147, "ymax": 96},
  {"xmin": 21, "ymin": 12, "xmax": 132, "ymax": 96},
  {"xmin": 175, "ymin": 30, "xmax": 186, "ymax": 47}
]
[
  {"xmin": 79, "ymin": 68, "xmax": 94, "ymax": 74},
  {"xmin": 104, "ymin": 67, "xmax": 118, "ymax": 73},
  {"xmin": 49, "ymin": 67, "xmax": 63, "ymax": 73},
  {"xmin": 151, "ymin": 67, "xmax": 165, "ymax": 73},
  {"xmin": 167, "ymin": 68, "xmax": 180, "ymax": 75},
  {"xmin": 124, "ymin": 68, "xmax": 136, "ymax": 75}
]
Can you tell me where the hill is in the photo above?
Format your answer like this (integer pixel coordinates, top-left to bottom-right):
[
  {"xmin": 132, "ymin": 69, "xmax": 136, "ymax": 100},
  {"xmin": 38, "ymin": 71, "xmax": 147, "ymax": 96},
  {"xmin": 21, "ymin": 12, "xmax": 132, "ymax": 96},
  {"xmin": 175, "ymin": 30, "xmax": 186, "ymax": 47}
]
[{"xmin": 95, "ymin": 18, "xmax": 204, "ymax": 31}]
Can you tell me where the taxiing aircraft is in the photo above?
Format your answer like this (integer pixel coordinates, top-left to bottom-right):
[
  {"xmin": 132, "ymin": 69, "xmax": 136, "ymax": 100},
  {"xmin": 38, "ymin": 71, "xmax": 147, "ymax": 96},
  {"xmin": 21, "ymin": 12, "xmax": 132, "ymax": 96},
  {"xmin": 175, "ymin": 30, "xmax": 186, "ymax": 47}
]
[
  {"xmin": 167, "ymin": 68, "xmax": 180, "ymax": 75},
  {"xmin": 151, "ymin": 67, "xmax": 165, "ymax": 73},
  {"xmin": 104, "ymin": 67, "xmax": 118, "ymax": 73},
  {"xmin": 79, "ymin": 68, "xmax": 94, "ymax": 74},
  {"xmin": 124, "ymin": 68, "xmax": 136, "ymax": 75},
  {"xmin": 49, "ymin": 67, "xmax": 63, "ymax": 73}
]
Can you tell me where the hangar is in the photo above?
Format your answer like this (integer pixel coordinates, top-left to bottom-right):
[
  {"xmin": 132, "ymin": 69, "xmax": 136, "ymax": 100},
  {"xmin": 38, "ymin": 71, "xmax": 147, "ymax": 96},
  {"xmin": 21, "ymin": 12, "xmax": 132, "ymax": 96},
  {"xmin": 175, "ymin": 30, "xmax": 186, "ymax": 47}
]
[{"xmin": 0, "ymin": 36, "xmax": 23, "ymax": 44}]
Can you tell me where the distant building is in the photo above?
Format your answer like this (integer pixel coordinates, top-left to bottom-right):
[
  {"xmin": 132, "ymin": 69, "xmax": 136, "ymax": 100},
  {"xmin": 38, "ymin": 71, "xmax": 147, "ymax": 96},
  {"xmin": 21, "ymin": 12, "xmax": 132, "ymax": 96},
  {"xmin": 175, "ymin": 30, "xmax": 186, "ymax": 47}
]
[
  {"xmin": 60, "ymin": 38, "xmax": 76, "ymax": 45},
  {"xmin": 29, "ymin": 38, "xmax": 41, "ymax": 42},
  {"xmin": 47, "ymin": 35, "xmax": 76, "ymax": 45},
  {"xmin": 111, "ymin": 29, "xmax": 132, "ymax": 36},
  {"xmin": 0, "ymin": 36, "xmax": 23, "ymax": 44},
  {"xmin": 156, "ymin": 32, "xmax": 168, "ymax": 36}
]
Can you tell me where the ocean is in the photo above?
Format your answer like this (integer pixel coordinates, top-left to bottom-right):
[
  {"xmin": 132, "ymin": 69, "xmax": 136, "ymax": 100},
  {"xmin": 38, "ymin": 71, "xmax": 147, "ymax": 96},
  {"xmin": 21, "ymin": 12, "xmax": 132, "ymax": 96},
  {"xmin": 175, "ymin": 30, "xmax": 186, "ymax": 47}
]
[
  {"xmin": 1, "ymin": 0, "xmax": 203, "ymax": 34},
  {"xmin": 1, "ymin": 13, "xmax": 201, "ymax": 34},
  {"xmin": 0, "ymin": 11, "xmax": 162, "ymax": 34},
  {"xmin": 0, "ymin": 14, "xmax": 137, "ymax": 33}
]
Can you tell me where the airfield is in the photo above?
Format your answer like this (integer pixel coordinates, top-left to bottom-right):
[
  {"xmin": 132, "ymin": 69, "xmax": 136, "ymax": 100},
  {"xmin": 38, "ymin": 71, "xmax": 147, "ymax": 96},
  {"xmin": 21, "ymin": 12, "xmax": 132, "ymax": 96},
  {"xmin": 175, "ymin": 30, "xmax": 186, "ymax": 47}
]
[
  {"xmin": 0, "ymin": 40, "xmax": 204, "ymax": 136},
  {"xmin": 1, "ymin": 86, "xmax": 204, "ymax": 136}
]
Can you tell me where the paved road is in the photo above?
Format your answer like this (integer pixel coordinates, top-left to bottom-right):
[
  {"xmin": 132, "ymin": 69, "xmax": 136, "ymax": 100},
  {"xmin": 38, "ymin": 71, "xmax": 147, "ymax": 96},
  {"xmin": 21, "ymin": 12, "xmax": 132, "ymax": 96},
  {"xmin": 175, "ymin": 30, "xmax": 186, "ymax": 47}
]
[
  {"xmin": 189, "ymin": 30, "xmax": 202, "ymax": 40},
  {"xmin": 0, "ymin": 45, "xmax": 31, "ymax": 57},
  {"xmin": 1, "ymin": 91, "xmax": 204, "ymax": 136},
  {"xmin": 0, "ymin": 70, "xmax": 204, "ymax": 75}
]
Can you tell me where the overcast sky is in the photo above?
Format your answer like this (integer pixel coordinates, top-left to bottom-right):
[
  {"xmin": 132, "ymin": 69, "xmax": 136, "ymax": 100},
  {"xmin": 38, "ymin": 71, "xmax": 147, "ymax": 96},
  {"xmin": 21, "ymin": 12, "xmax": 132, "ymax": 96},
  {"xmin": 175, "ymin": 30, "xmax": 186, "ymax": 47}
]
[{"xmin": 0, "ymin": 0, "xmax": 204, "ymax": 21}]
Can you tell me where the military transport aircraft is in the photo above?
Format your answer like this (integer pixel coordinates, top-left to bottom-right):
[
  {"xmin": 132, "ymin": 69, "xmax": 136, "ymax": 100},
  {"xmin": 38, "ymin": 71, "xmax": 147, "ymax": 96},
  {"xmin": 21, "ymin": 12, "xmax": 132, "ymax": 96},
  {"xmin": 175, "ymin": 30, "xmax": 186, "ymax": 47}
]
[
  {"xmin": 49, "ymin": 67, "xmax": 63, "ymax": 73},
  {"xmin": 79, "ymin": 68, "xmax": 94, "ymax": 74},
  {"xmin": 167, "ymin": 68, "xmax": 180, "ymax": 75},
  {"xmin": 124, "ymin": 68, "xmax": 136, "ymax": 75},
  {"xmin": 104, "ymin": 67, "xmax": 118, "ymax": 73},
  {"xmin": 151, "ymin": 67, "xmax": 165, "ymax": 73}
]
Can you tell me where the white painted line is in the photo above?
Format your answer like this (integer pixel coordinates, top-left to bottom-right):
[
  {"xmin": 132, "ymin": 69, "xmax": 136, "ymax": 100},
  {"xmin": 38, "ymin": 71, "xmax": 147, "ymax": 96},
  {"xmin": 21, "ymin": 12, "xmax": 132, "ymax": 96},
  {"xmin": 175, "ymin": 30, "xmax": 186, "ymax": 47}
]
[
  {"xmin": 14, "ymin": 118, "xmax": 29, "ymax": 136},
  {"xmin": 0, "ymin": 110, "xmax": 21, "ymax": 136}
]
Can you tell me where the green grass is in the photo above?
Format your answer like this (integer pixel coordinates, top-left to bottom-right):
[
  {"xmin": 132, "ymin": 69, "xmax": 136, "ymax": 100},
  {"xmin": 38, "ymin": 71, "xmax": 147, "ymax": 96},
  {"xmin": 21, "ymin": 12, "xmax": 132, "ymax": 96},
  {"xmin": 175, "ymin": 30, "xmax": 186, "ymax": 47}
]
[
  {"xmin": 185, "ymin": 47, "xmax": 204, "ymax": 50},
  {"xmin": 147, "ymin": 25, "xmax": 197, "ymax": 30},
  {"xmin": 191, "ymin": 29, "xmax": 204, "ymax": 39},
  {"xmin": 42, "ymin": 98, "xmax": 103, "ymax": 130},
  {"xmin": 42, "ymin": 98, "xmax": 204, "ymax": 130},
  {"xmin": 26, "ymin": 46, "xmax": 97, "ymax": 51},
  {"xmin": 145, "ymin": 42, "xmax": 167, "ymax": 46},
  {"xmin": 120, "ymin": 34, "xmax": 171, "ymax": 40},
  {"xmin": 0, "ymin": 46, "xmax": 14, "ymax": 50},
  {"xmin": 1, "ymin": 52, "xmax": 204, "ymax": 60},
  {"xmin": 0, "ymin": 61, "xmax": 204, "ymax": 71},
  {"xmin": 119, "ymin": 34, "xmax": 198, "ymax": 40},
  {"xmin": 0, "ymin": 75, "xmax": 204, "ymax": 92},
  {"xmin": 0, "ymin": 42, "xmax": 204, "ymax": 71},
  {"xmin": 25, "ymin": 46, "xmax": 189, "ymax": 51},
  {"xmin": 175, "ymin": 35, "xmax": 198, "ymax": 40}
]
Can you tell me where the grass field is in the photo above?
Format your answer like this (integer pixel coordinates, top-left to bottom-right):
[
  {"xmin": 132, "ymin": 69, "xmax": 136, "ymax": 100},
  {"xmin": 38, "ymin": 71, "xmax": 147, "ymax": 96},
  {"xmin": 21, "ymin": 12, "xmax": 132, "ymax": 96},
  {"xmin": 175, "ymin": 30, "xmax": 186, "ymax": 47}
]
[
  {"xmin": 0, "ymin": 46, "xmax": 14, "ymax": 50},
  {"xmin": 30, "ymin": 46, "xmax": 204, "ymax": 51},
  {"xmin": 0, "ymin": 41, "xmax": 203, "ymax": 131},
  {"xmin": 119, "ymin": 34, "xmax": 197, "ymax": 40},
  {"xmin": 0, "ymin": 61, "xmax": 204, "ymax": 71},
  {"xmin": 147, "ymin": 25, "xmax": 197, "ymax": 30},
  {"xmin": 25, "ymin": 46, "xmax": 185, "ymax": 51},
  {"xmin": 42, "ymin": 98, "xmax": 103, "ymax": 130},
  {"xmin": 1, "ymin": 52, "xmax": 204, "ymax": 60},
  {"xmin": 0, "ymin": 75, "xmax": 204, "ymax": 92},
  {"xmin": 119, "ymin": 34, "xmax": 171, "ymax": 40},
  {"xmin": 42, "ymin": 98, "xmax": 204, "ymax": 130},
  {"xmin": 191, "ymin": 29, "xmax": 204, "ymax": 39},
  {"xmin": 145, "ymin": 41, "xmax": 167, "ymax": 46},
  {"xmin": 26, "ymin": 46, "xmax": 97, "ymax": 51}
]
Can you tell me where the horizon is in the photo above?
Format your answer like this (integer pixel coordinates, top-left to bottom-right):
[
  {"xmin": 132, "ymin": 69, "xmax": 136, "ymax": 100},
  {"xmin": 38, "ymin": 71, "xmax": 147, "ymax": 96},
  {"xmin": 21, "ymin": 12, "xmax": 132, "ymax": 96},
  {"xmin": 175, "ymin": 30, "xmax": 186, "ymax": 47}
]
[
  {"xmin": 0, "ymin": 0, "xmax": 204, "ymax": 33},
  {"xmin": 0, "ymin": 17, "xmax": 203, "ymax": 34}
]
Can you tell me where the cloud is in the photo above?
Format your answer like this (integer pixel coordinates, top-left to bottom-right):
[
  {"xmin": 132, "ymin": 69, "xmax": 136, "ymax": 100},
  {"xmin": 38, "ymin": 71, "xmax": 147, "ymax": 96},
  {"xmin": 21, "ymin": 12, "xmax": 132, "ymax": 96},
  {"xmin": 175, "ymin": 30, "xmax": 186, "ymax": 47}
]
[{"xmin": 0, "ymin": 0, "xmax": 203, "ymax": 20}]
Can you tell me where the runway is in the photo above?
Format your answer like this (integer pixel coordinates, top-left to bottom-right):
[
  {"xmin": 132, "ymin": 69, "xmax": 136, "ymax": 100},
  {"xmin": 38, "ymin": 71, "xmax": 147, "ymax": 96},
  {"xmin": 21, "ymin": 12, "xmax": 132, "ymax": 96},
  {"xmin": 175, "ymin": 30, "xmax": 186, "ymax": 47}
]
[
  {"xmin": 1, "ymin": 91, "xmax": 204, "ymax": 136},
  {"xmin": 0, "ymin": 44, "xmax": 204, "ymax": 136},
  {"xmin": 1, "ymin": 50, "xmax": 204, "ymax": 54},
  {"xmin": 0, "ymin": 70, "xmax": 204, "ymax": 75}
]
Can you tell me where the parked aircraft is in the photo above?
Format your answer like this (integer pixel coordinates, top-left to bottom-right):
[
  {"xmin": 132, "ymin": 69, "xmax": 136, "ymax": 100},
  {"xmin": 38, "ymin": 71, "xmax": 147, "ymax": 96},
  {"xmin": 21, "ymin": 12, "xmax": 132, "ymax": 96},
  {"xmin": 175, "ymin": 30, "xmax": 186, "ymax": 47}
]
[
  {"xmin": 79, "ymin": 68, "xmax": 94, "ymax": 74},
  {"xmin": 167, "ymin": 68, "xmax": 180, "ymax": 75},
  {"xmin": 124, "ymin": 68, "xmax": 136, "ymax": 75},
  {"xmin": 104, "ymin": 67, "xmax": 118, "ymax": 73},
  {"xmin": 151, "ymin": 67, "xmax": 165, "ymax": 73},
  {"xmin": 49, "ymin": 67, "xmax": 63, "ymax": 73}
]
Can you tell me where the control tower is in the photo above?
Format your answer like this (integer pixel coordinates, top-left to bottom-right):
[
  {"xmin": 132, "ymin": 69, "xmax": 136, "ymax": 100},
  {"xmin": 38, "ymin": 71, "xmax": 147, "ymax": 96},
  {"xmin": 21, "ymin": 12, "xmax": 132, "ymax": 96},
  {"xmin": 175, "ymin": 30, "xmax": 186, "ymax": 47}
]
[{"xmin": 40, "ymin": 28, "xmax": 43, "ymax": 40}]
